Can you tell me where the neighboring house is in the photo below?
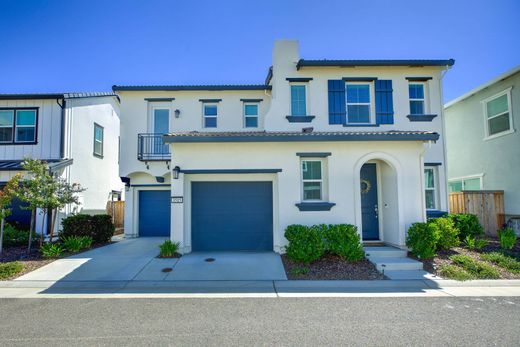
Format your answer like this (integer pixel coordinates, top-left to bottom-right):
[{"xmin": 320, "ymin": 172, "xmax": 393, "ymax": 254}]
[
  {"xmin": 0, "ymin": 92, "xmax": 123, "ymax": 233},
  {"xmin": 116, "ymin": 40, "xmax": 453, "ymax": 252},
  {"xmin": 445, "ymin": 65, "xmax": 520, "ymax": 222}
]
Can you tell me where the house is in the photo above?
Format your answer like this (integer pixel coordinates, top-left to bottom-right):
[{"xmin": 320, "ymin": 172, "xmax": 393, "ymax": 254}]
[
  {"xmin": 0, "ymin": 92, "xmax": 123, "ymax": 233},
  {"xmin": 444, "ymin": 65, "xmax": 520, "ymax": 223},
  {"xmin": 116, "ymin": 40, "xmax": 454, "ymax": 253}
]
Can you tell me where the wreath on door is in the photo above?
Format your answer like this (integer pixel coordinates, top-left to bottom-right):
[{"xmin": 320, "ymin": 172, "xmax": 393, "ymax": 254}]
[{"xmin": 360, "ymin": 179, "xmax": 372, "ymax": 194}]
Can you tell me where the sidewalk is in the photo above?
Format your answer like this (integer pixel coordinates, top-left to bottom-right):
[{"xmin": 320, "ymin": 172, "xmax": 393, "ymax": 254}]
[{"xmin": 1, "ymin": 279, "xmax": 520, "ymax": 298}]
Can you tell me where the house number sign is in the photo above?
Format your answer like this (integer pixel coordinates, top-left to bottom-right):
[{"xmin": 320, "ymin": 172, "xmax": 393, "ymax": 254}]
[{"xmin": 171, "ymin": 196, "xmax": 183, "ymax": 203}]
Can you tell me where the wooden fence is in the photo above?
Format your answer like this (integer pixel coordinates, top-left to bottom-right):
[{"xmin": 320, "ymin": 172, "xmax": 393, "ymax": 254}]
[
  {"xmin": 449, "ymin": 191, "xmax": 505, "ymax": 236},
  {"xmin": 106, "ymin": 201, "xmax": 125, "ymax": 230}
]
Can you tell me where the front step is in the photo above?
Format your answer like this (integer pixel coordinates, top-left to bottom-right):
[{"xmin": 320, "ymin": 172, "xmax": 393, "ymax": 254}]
[
  {"xmin": 365, "ymin": 246, "xmax": 407, "ymax": 258},
  {"xmin": 383, "ymin": 270, "xmax": 439, "ymax": 280},
  {"xmin": 368, "ymin": 257, "xmax": 424, "ymax": 271}
]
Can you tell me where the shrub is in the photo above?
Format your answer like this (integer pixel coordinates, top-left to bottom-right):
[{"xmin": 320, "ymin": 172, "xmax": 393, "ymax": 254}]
[
  {"xmin": 40, "ymin": 243, "xmax": 64, "ymax": 258},
  {"xmin": 498, "ymin": 227, "xmax": 517, "ymax": 250},
  {"xmin": 61, "ymin": 214, "xmax": 115, "ymax": 244},
  {"xmin": 284, "ymin": 224, "xmax": 325, "ymax": 264},
  {"xmin": 159, "ymin": 240, "xmax": 180, "ymax": 258},
  {"xmin": 448, "ymin": 213, "xmax": 483, "ymax": 240},
  {"xmin": 0, "ymin": 262, "xmax": 24, "ymax": 280},
  {"xmin": 480, "ymin": 252, "xmax": 520, "ymax": 273},
  {"xmin": 463, "ymin": 235, "xmax": 488, "ymax": 251},
  {"xmin": 323, "ymin": 224, "xmax": 365, "ymax": 261},
  {"xmin": 449, "ymin": 254, "xmax": 500, "ymax": 279},
  {"xmin": 438, "ymin": 264, "xmax": 475, "ymax": 281},
  {"xmin": 3, "ymin": 224, "xmax": 30, "ymax": 247},
  {"xmin": 429, "ymin": 217, "xmax": 459, "ymax": 250},
  {"xmin": 289, "ymin": 266, "xmax": 309, "ymax": 276},
  {"xmin": 406, "ymin": 222, "xmax": 439, "ymax": 259},
  {"xmin": 61, "ymin": 236, "xmax": 93, "ymax": 252}
]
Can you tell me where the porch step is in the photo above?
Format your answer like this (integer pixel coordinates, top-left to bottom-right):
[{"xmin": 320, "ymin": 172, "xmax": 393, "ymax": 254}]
[
  {"xmin": 369, "ymin": 257, "xmax": 424, "ymax": 271},
  {"xmin": 364, "ymin": 246, "xmax": 408, "ymax": 258}
]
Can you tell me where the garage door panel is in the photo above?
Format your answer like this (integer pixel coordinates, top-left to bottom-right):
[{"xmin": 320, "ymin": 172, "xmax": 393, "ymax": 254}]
[
  {"xmin": 139, "ymin": 190, "xmax": 171, "ymax": 237},
  {"xmin": 191, "ymin": 182, "xmax": 273, "ymax": 251}
]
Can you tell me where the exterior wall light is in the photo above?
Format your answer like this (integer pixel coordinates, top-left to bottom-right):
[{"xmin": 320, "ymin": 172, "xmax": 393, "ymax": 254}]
[
  {"xmin": 174, "ymin": 109, "xmax": 181, "ymax": 118},
  {"xmin": 173, "ymin": 166, "xmax": 181, "ymax": 179}
]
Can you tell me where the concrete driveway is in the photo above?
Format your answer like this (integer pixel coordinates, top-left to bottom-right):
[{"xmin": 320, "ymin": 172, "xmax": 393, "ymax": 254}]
[{"xmin": 15, "ymin": 238, "xmax": 287, "ymax": 282}]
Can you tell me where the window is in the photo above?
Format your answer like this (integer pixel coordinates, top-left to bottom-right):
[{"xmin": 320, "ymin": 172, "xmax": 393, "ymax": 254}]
[
  {"xmin": 203, "ymin": 103, "xmax": 218, "ymax": 128},
  {"xmin": 301, "ymin": 160, "xmax": 323, "ymax": 201},
  {"xmin": 93, "ymin": 123, "xmax": 104, "ymax": 158},
  {"xmin": 484, "ymin": 89, "xmax": 513, "ymax": 138},
  {"xmin": 244, "ymin": 103, "xmax": 258, "ymax": 128},
  {"xmin": 290, "ymin": 85, "xmax": 307, "ymax": 116},
  {"xmin": 0, "ymin": 108, "xmax": 37, "ymax": 144},
  {"xmin": 409, "ymin": 83, "xmax": 425, "ymax": 115},
  {"xmin": 424, "ymin": 168, "xmax": 437, "ymax": 209},
  {"xmin": 346, "ymin": 83, "xmax": 371, "ymax": 123},
  {"xmin": 153, "ymin": 108, "xmax": 169, "ymax": 134},
  {"xmin": 449, "ymin": 176, "xmax": 483, "ymax": 192}
]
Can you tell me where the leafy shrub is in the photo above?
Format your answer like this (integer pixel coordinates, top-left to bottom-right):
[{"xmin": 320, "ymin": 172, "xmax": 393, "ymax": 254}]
[
  {"xmin": 0, "ymin": 261, "xmax": 24, "ymax": 280},
  {"xmin": 438, "ymin": 264, "xmax": 475, "ymax": 281},
  {"xmin": 61, "ymin": 214, "xmax": 115, "ymax": 244},
  {"xmin": 61, "ymin": 236, "xmax": 93, "ymax": 252},
  {"xmin": 284, "ymin": 225, "xmax": 325, "ymax": 264},
  {"xmin": 449, "ymin": 254, "xmax": 500, "ymax": 279},
  {"xmin": 480, "ymin": 252, "xmax": 520, "ymax": 273},
  {"xmin": 289, "ymin": 266, "xmax": 309, "ymax": 276},
  {"xmin": 463, "ymin": 235, "xmax": 488, "ymax": 250},
  {"xmin": 498, "ymin": 227, "xmax": 517, "ymax": 250},
  {"xmin": 322, "ymin": 224, "xmax": 364, "ymax": 261},
  {"xmin": 406, "ymin": 222, "xmax": 440, "ymax": 259},
  {"xmin": 3, "ymin": 224, "xmax": 30, "ymax": 247},
  {"xmin": 429, "ymin": 217, "xmax": 460, "ymax": 250},
  {"xmin": 159, "ymin": 240, "xmax": 180, "ymax": 258},
  {"xmin": 448, "ymin": 213, "xmax": 483, "ymax": 240},
  {"xmin": 40, "ymin": 243, "xmax": 64, "ymax": 258}
]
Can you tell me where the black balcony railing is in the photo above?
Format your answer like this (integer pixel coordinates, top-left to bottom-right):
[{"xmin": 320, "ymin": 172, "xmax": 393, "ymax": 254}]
[{"xmin": 137, "ymin": 133, "xmax": 170, "ymax": 161}]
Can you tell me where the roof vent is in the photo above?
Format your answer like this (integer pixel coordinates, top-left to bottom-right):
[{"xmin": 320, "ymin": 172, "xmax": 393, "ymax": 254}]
[{"xmin": 302, "ymin": 127, "xmax": 314, "ymax": 133}]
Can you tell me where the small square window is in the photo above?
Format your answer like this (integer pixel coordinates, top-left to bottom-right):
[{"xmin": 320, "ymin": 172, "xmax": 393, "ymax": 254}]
[
  {"xmin": 244, "ymin": 103, "xmax": 258, "ymax": 128},
  {"xmin": 203, "ymin": 104, "xmax": 218, "ymax": 128}
]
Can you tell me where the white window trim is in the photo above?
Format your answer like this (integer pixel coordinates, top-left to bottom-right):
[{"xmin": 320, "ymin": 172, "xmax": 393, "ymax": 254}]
[
  {"xmin": 150, "ymin": 106, "xmax": 170, "ymax": 134},
  {"xmin": 13, "ymin": 110, "xmax": 37, "ymax": 143},
  {"xmin": 345, "ymin": 81, "xmax": 376, "ymax": 125},
  {"xmin": 408, "ymin": 82, "xmax": 429, "ymax": 115},
  {"xmin": 424, "ymin": 167, "xmax": 438, "ymax": 210},
  {"xmin": 290, "ymin": 83, "xmax": 309, "ymax": 116},
  {"xmin": 300, "ymin": 158, "xmax": 328, "ymax": 202},
  {"xmin": 243, "ymin": 102, "xmax": 259, "ymax": 128},
  {"xmin": 448, "ymin": 173, "xmax": 484, "ymax": 191},
  {"xmin": 93, "ymin": 123, "xmax": 104, "ymax": 157},
  {"xmin": 202, "ymin": 102, "xmax": 218, "ymax": 128},
  {"xmin": 148, "ymin": 102, "xmax": 171, "ymax": 133},
  {"xmin": 482, "ymin": 87, "xmax": 515, "ymax": 140}
]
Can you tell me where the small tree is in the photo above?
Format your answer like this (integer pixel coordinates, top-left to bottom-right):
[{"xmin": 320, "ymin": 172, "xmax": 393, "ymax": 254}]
[{"xmin": 0, "ymin": 175, "xmax": 21, "ymax": 255}]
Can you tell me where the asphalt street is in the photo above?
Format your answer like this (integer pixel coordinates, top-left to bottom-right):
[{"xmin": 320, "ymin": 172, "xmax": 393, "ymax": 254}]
[{"xmin": 0, "ymin": 297, "xmax": 519, "ymax": 346}]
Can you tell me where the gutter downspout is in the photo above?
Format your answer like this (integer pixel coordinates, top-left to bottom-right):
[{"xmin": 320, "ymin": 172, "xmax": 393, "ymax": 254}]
[{"xmin": 56, "ymin": 98, "xmax": 66, "ymax": 159}]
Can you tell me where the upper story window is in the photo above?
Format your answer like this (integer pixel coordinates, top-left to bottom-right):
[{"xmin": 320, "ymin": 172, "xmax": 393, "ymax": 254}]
[
  {"xmin": 244, "ymin": 103, "xmax": 258, "ymax": 128},
  {"xmin": 424, "ymin": 167, "xmax": 437, "ymax": 209},
  {"xmin": 409, "ymin": 83, "xmax": 426, "ymax": 115},
  {"xmin": 290, "ymin": 85, "xmax": 307, "ymax": 116},
  {"xmin": 346, "ymin": 83, "xmax": 372, "ymax": 124},
  {"xmin": 203, "ymin": 103, "xmax": 218, "ymax": 128},
  {"xmin": 93, "ymin": 123, "xmax": 104, "ymax": 158},
  {"xmin": 483, "ymin": 88, "xmax": 513, "ymax": 139},
  {"xmin": 0, "ymin": 108, "xmax": 37, "ymax": 144},
  {"xmin": 152, "ymin": 107, "xmax": 169, "ymax": 134},
  {"xmin": 301, "ymin": 159, "xmax": 324, "ymax": 201}
]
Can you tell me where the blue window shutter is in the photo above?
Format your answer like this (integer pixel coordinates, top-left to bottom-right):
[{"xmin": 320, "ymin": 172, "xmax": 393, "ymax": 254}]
[
  {"xmin": 328, "ymin": 80, "xmax": 346, "ymax": 124},
  {"xmin": 375, "ymin": 80, "xmax": 394, "ymax": 124}
]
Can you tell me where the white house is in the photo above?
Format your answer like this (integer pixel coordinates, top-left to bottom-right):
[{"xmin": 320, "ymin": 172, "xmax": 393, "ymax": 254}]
[
  {"xmin": 0, "ymin": 92, "xmax": 123, "ymax": 233},
  {"xmin": 116, "ymin": 40, "xmax": 454, "ymax": 252}
]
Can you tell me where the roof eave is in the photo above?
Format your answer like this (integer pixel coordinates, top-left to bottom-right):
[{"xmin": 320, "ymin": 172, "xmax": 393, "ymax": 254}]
[
  {"xmin": 296, "ymin": 59, "xmax": 455, "ymax": 70},
  {"xmin": 112, "ymin": 85, "xmax": 272, "ymax": 92}
]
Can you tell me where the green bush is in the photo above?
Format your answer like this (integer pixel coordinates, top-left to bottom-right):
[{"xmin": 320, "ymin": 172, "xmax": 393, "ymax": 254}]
[
  {"xmin": 480, "ymin": 252, "xmax": 520, "ymax": 273},
  {"xmin": 438, "ymin": 264, "xmax": 475, "ymax": 281},
  {"xmin": 450, "ymin": 254, "xmax": 500, "ymax": 279},
  {"xmin": 40, "ymin": 243, "xmax": 64, "ymax": 258},
  {"xmin": 429, "ymin": 217, "xmax": 460, "ymax": 250},
  {"xmin": 0, "ymin": 262, "xmax": 24, "ymax": 280},
  {"xmin": 61, "ymin": 214, "xmax": 115, "ymax": 244},
  {"xmin": 61, "ymin": 236, "xmax": 93, "ymax": 252},
  {"xmin": 463, "ymin": 235, "xmax": 488, "ymax": 250},
  {"xmin": 159, "ymin": 240, "xmax": 180, "ymax": 258},
  {"xmin": 498, "ymin": 227, "xmax": 517, "ymax": 250},
  {"xmin": 3, "ymin": 224, "xmax": 30, "ymax": 247},
  {"xmin": 448, "ymin": 213, "xmax": 483, "ymax": 240},
  {"xmin": 322, "ymin": 224, "xmax": 365, "ymax": 261},
  {"xmin": 284, "ymin": 225, "xmax": 325, "ymax": 264},
  {"xmin": 406, "ymin": 222, "xmax": 440, "ymax": 259}
]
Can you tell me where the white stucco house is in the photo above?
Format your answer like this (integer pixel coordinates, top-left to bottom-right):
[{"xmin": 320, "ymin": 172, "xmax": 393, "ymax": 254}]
[
  {"xmin": 0, "ymin": 92, "xmax": 123, "ymax": 233},
  {"xmin": 116, "ymin": 40, "xmax": 454, "ymax": 253}
]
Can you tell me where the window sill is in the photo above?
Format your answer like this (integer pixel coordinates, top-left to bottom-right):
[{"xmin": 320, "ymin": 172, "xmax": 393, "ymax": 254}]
[
  {"xmin": 93, "ymin": 153, "xmax": 104, "ymax": 159},
  {"xmin": 484, "ymin": 128, "xmax": 515, "ymax": 141},
  {"xmin": 343, "ymin": 123, "xmax": 379, "ymax": 127},
  {"xmin": 0, "ymin": 141, "xmax": 38, "ymax": 146},
  {"xmin": 426, "ymin": 210, "xmax": 448, "ymax": 219},
  {"xmin": 286, "ymin": 115, "xmax": 315, "ymax": 123},
  {"xmin": 406, "ymin": 114, "xmax": 437, "ymax": 122},
  {"xmin": 295, "ymin": 202, "xmax": 336, "ymax": 211}
]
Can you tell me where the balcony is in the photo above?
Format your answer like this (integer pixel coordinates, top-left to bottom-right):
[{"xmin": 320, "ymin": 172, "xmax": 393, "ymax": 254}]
[{"xmin": 137, "ymin": 133, "xmax": 170, "ymax": 161}]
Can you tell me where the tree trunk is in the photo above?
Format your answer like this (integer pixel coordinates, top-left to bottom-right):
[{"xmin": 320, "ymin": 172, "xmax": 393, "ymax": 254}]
[
  {"xmin": 0, "ymin": 213, "xmax": 4, "ymax": 256},
  {"xmin": 49, "ymin": 208, "xmax": 57, "ymax": 243},
  {"xmin": 39, "ymin": 210, "xmax": 46, "ymax": 247},
  {"xmin": 27, "ymin": 209, "xmax": 35, "ymax": 254}
]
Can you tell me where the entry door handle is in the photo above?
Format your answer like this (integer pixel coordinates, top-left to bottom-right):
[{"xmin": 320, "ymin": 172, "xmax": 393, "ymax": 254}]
[{"xmin": 374, "ymin": 205, "xmax": 378, "ymax": 218}]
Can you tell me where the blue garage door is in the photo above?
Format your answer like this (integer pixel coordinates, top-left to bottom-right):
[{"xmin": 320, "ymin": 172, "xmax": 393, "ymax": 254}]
[
  {"xmin": 192, "ymin": 182, "xmax": 273, "ymax": 251},
  {"xmin": 139, "ymin": 190, "xmax": 171, "ymax": 237}
]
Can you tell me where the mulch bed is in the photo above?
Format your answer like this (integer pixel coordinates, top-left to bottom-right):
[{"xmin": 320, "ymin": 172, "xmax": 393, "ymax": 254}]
[
  {"xmin": 413, "ymin": 237, "xmax": 520, "ymax": 280},
  {"xmin": 281, "ymin": 254, "xmax": 386, "ymax": 280}
]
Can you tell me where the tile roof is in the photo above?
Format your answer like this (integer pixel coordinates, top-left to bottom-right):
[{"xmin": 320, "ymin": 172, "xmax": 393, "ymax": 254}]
[
  {"xmin": 0, "ymin": 159, "xmax": 72, "ymax": 171},
  {"xmin": 0, "ymin": 92, "xmax": 118, "ymax": 100}
]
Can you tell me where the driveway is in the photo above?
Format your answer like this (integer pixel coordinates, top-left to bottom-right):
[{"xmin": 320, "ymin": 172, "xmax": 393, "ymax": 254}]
[{"xmin": 15, "ymin": 238, "xmax": 287, "ymax": 282}]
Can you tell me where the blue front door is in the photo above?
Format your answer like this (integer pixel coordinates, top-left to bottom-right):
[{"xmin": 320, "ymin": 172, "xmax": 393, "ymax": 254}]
[
  {"xmin": 139, "ymin": 190, "xmax": 171, "ymax": 237},
  {"xmin": 360, "ymin": 163, "xmax": 379, "ymax": 240}
]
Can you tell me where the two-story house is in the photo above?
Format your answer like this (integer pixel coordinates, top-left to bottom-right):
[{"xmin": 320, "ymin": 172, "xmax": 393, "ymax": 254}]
[
  {"xmin": 116, "ymin": 40, "xmax": 454, "ymax": 253},
  {"xmin": 445, "ymin": 66, "xmax": 520, "ymax": 225},
  {"xmin": 0, "ymin": 92, "xmax": 123, "ymax": 233}
]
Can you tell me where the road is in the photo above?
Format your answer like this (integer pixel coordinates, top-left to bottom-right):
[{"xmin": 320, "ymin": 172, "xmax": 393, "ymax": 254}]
[{"xmin": 0, "ymin": 297, "xmax": 518, "ymax": 346}]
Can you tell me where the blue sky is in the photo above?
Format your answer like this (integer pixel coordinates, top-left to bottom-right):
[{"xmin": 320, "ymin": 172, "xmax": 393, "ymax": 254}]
[{"xmin": 0, "ymin": 0, "xmax": 518, "ymax": 102}]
